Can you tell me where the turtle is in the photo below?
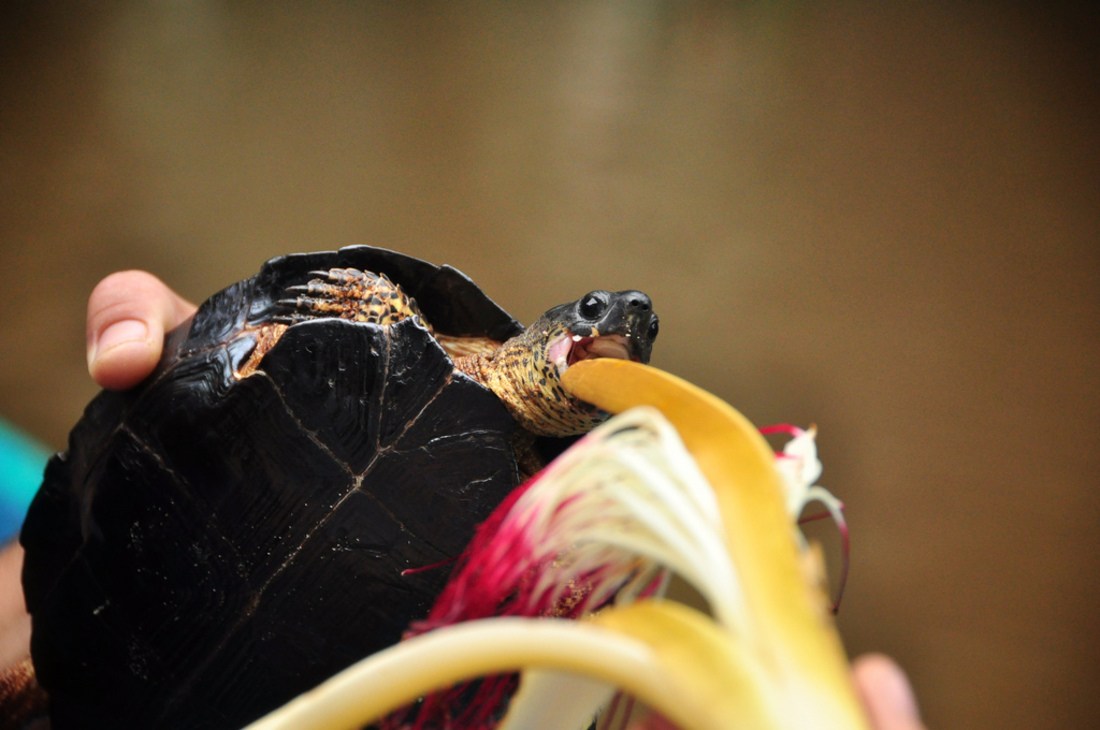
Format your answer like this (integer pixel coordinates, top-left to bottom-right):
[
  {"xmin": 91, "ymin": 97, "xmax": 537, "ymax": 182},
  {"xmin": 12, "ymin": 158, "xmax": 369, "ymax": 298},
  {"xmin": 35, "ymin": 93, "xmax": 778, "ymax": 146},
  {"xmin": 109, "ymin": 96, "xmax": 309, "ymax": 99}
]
[{"xmin": 18, "ymin": 245, "xmax": 658, "ymax": 729}]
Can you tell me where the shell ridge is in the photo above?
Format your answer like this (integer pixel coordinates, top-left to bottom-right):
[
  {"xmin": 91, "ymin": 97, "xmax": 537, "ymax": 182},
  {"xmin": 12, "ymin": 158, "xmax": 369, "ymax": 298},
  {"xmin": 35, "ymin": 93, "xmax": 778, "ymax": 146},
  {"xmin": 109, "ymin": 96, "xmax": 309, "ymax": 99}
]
[
  {"xmin": 392, "ymin": 427, "xmax": 511, "ymax": 453},
  {"xmin": 260, "ymin": 373, "xmax": 357, "ymax": 482},
  {"xmin": 367, "ymin": 318, "xmax": 466, "ymax": 456},
  {"xmin": 369, "ymin": 318, "xmax": 392, "ymax": 455},
  {"xmin": 376, "ymin": 363, "xmax": 453, "ymax": 454}
]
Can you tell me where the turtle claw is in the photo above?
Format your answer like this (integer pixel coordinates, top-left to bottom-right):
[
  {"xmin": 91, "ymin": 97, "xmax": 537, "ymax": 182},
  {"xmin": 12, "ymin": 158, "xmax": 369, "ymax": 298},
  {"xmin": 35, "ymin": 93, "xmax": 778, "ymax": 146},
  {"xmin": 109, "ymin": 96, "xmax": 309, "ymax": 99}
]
[
  {"xmin": 277, "ymin": 294, "xmax": 341, "ymax": 318},
  {"xmin": 286, "ymin": 281, "xmax": 344, "ymax": 297},
  {"xmin": 273, "ymin": 299, "xmax": 307, "ymax": 324},
  {"xmin": 272, "ymin": 270, "xmax": 425, "ymax": 328},
  {"xmin": 275, "ymin": 297, "xmax": 313, "ymax": 309}
]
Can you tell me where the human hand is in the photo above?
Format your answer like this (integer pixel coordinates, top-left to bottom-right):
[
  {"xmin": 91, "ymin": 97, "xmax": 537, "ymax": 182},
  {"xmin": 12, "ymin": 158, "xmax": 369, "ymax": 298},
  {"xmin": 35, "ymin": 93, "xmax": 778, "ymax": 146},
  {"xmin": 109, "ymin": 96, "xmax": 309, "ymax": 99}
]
[
  {"xmin": 852, "ymin": 653, "xmax": 926, "ymax": 730},
  {"xmin": 626, "ymin": 654, "xmax": 925, "ymax": 729},
  {"xmin": 85, "ymin": 270, "xmax": 196, "ymax": 390},
  {"xmin": 0, "ymin": 541, "xmax": 29, "ymax": 669}
]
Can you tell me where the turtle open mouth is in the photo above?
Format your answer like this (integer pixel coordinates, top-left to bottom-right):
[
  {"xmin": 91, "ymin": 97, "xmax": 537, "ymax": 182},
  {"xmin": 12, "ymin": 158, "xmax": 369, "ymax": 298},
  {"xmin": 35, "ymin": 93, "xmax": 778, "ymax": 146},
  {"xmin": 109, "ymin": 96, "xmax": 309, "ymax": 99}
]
[
  {"xmin": 549, "ymin": 334, "xmax": 635, "ymax": 374},
  {"xmin": 568, "ymin": 334, "xmax": 634, "ymax": 365}
]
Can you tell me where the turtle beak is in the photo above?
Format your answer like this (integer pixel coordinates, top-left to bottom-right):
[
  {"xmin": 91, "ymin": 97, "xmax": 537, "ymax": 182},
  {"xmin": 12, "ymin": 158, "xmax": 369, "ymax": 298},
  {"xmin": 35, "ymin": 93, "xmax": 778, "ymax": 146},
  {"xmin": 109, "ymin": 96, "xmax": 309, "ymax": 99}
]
[
  {"xmin": 587, "ymin": 290, "xmax": 658, "ymax": 364},
  {"xmin": 547, "ymin": 291, "xmax": 659, "ymax": 376},
  {"xmin": 556, "ymin": 290, "xmax": 658, "ymax": 368},
  {"xmin": 249, "ymin": 361, "xmax": 866, "ymax": 730}
]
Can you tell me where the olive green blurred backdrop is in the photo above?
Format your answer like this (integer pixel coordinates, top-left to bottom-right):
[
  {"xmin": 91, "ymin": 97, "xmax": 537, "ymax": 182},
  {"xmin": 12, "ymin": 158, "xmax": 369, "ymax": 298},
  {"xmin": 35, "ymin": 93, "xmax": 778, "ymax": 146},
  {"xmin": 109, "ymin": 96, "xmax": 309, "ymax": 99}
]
[{"xmin": 2, "ymin": 2, "xmax": 1097, "ymax": 727}]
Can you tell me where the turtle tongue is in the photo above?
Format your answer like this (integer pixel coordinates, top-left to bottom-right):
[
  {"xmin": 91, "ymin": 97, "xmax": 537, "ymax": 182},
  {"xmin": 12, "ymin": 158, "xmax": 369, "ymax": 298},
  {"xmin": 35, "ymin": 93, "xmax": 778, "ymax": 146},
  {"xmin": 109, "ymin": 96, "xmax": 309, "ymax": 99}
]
[
  {"xmin": 567, "ymin": 335, "xmax": 632, "ymax": 367},
  {"xmin": 585, "ymin": 336, "xmax": 632, "ymax": 360},
  {"xmin": 549, "ymin": 334, "xmax": 635, "ymax": 375}
]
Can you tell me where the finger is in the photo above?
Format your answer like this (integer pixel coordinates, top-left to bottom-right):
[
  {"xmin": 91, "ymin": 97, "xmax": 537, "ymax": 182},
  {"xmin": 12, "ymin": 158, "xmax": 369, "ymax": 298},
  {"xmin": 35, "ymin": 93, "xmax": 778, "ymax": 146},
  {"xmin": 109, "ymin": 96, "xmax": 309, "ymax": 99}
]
[
  {"xmin": 852, "ymin": 653, "xmax": 926, "ymax": 730},
  {"xmin": 86, "ymin": 271, "xmax": 197, "ymax": 391},
  {"xmin": 0, "ymin": 543, "xmax": 30, "ymax": 670}
]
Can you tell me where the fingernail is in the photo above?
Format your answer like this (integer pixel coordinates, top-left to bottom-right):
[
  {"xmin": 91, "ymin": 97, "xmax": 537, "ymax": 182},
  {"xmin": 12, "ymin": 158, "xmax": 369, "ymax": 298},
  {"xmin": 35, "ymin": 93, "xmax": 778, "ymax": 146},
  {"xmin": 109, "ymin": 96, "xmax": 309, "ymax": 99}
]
[{"xmin": 89, "ymin": 319, "xmax": 149, "ymax": 367}]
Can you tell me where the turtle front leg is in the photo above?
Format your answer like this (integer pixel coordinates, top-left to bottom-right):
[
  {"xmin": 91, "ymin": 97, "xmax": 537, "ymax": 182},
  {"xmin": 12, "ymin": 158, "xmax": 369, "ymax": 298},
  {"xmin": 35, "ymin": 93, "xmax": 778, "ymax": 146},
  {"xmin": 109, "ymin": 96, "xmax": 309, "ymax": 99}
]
[
  {"xmin": 235, "ymin": 268, "xmax": 427, "ymax": 379},
  {"xmin": 277, "ymin": 268, "xmax": 427, "ymax": 328}
]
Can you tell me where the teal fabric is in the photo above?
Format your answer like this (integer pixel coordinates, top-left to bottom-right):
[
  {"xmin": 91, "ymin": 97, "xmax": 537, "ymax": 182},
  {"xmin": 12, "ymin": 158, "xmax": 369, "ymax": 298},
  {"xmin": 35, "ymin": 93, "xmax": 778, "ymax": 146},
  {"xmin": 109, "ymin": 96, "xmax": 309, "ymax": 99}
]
[{"xmin": 0, "ymin": 418, "xmax": 50, "ymax": 542}]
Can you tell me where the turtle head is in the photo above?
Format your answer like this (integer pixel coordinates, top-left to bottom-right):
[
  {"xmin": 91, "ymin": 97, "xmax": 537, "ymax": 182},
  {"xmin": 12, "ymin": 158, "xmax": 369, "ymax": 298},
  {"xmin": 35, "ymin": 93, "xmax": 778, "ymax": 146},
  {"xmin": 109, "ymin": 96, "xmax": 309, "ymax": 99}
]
[
  {"xmin": 541, "ymin": 290, "xmax": 659, "ymax": 376},
  {"xmin": 480, "ymin": 290, "xmax": 658, "ymax": 438}
]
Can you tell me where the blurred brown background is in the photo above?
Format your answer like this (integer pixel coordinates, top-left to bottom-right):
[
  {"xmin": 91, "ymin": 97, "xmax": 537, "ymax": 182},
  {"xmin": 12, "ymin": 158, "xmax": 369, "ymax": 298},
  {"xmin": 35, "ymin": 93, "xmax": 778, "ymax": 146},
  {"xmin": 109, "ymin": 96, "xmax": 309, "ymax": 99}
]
[{"xmin": 2, "ymin": 2, "xmax": 1097, "ymax": 727}]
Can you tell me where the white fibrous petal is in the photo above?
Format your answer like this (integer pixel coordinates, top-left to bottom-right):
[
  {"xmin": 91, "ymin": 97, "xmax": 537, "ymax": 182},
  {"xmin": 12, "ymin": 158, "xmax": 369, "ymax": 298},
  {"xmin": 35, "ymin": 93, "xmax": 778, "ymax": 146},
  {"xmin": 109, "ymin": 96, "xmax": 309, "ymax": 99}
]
[
  {"xmin": 508, "ymin": 406, "xmax": 747, "ymax": 633},
  {"xmin": 764, "ymin": 424, "xmax": 849, "ymax": 612},
  {"xmin": 766, "ymin": 425, "xmax": 824, "ymax": 517}
]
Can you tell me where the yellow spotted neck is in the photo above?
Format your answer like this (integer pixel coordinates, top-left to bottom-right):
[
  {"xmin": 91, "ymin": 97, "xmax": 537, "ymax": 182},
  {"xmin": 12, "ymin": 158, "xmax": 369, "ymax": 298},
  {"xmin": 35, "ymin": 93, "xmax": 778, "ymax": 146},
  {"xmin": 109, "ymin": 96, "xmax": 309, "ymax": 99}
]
[{"xmin": 455, "ymin": 325, "xmax": 604, "ymax": 438}]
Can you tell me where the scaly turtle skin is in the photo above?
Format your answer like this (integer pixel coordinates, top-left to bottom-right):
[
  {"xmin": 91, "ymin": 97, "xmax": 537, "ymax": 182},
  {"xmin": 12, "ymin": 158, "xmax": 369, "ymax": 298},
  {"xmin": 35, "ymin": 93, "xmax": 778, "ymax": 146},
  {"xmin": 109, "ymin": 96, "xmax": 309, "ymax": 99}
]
[{"xmin": 19, "ymin": 245, "xmax": 657, "ymax": 730}]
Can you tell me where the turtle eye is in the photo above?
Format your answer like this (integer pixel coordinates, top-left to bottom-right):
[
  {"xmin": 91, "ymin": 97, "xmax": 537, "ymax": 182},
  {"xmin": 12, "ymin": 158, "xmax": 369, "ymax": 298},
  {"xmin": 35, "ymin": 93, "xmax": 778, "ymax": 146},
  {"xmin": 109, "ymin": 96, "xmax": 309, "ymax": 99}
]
[
  {"xmin": 647, "ymin": 317, "xmax": 660, "ymax": 340},
  {"xmin": 579, "ymin": 292, "xmax": 608, "ymax": 320}
]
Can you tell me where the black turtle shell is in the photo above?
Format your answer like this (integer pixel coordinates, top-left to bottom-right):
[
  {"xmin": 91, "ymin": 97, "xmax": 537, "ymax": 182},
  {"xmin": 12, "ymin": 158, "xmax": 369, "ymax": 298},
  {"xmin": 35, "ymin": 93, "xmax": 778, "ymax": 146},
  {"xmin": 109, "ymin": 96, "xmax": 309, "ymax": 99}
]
[{"xmin": 20, "ymin": 246, "xmax": 527, "ymax": 729}]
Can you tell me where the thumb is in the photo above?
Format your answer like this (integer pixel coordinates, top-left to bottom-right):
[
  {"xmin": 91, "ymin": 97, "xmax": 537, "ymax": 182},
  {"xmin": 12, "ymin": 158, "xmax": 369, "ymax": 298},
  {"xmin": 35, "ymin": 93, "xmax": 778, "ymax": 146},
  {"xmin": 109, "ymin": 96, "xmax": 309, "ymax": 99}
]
[{"xmin": 86, "ymin": 271, "xmax": 197, "ymax": 390}]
